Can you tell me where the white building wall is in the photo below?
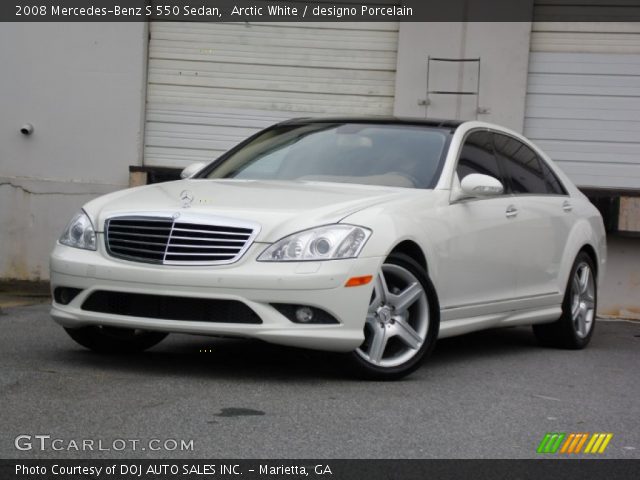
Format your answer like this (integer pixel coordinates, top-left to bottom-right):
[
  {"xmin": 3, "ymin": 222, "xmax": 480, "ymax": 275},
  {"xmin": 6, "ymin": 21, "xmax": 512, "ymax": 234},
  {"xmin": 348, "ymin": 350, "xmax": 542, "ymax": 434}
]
[
  {"xmin": 524, "ymin": 22, "xmax": 640, "ymax": 190},
  {"xmin": 144, "ymin": 22, "xmax": 399, "ymax": 169},
  {"xmin": 0, "ymin": 22, "xmax": 147, "ymax": 280},
  {"xmin": 393, "ymin": 22, "xmax": 533, "ymax": 133}
]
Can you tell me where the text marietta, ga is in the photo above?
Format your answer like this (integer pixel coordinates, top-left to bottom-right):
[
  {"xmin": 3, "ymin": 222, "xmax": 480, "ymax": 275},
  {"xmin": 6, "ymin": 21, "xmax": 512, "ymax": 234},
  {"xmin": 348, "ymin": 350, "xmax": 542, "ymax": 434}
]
[{"xmin": 16, "ymin": 464, "xmax": 334, "ymax": 476}]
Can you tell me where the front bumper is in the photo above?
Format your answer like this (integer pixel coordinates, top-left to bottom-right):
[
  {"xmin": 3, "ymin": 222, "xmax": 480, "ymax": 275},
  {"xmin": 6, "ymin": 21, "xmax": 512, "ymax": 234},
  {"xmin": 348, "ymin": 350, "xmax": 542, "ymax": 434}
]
[{"xmin": 50, "ymin": 241, "xmax": 382, "ymax": 352}]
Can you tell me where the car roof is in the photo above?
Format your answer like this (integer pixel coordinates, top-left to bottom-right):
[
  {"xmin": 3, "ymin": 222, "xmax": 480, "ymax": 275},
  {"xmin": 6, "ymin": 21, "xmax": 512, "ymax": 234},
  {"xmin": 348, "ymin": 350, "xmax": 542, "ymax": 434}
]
[{"xmin": 277, "ymin": 116, "xmax": 465, "ymax": 130}]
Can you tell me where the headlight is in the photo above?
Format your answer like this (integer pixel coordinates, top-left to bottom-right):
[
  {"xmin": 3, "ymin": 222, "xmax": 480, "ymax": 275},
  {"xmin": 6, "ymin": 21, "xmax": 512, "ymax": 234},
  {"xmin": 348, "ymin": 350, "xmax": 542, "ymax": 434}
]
[
  {"xmin": 258, "ymin": 225, "xmax": 371, "ymax": 262},
  {"xmin": 59, "ymin": 210, "xmax": 97, "ymax": 250}
]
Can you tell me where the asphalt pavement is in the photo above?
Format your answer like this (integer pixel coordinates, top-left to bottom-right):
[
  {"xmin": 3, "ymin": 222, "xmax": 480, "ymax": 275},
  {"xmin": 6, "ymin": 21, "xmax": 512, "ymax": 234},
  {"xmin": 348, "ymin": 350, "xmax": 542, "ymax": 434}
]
[{"xmin": 1, "ymin": 302, "xmax": 638, "ymax": 459}]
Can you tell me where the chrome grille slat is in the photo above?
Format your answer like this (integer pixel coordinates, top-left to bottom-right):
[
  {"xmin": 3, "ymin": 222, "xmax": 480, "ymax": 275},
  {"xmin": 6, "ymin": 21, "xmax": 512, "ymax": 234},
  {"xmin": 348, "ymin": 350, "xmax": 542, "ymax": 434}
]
[
  {"xmin": 171, "ymin": 227, "xmax": 251, "ymax": 236},
  {"xmin": 109, "ymin": 238, "xmax": 169, "ymax": 247},
  {"xmin": 108, "ymin": 220, "xmax": 173, "ymax": 224},
  {"xmin": 168, "ymin": 244, "xmax": 243, "ymax": 250},
  {"xmin": 105, "ymin": 215, "xmax": 258, "ymax": 265},
  {"xmin": 169, "ymin": 235, "xmax": 246, "ymax": 243},
  {"xmin": 108, "ymin": 231, "xmax": 171, "ymax": 240},
  {"xmin": 110, "ymin": 245, "xmax": 167, "ymax": 255},
  {"xmin": 109, "ymin": 219, "xmax": 172, "ymax": 224},
  {"xmin": 175, "ymin": 222, "xmax": 251, "ymax": 231},
  {"xmin": 165, "ymin": 252, "xmax": 237, "ymax": 257},
  {"xmin": 110, "ymin": 225, "xmax": 172, "ymax": 232}
]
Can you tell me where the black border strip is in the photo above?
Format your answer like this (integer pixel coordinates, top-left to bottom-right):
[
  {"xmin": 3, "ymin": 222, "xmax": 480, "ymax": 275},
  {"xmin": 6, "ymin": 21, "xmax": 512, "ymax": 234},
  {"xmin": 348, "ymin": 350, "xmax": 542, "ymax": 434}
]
[
  {"xmin": 3, "ymin": 0, "xmax": 640, "ymax": 22},
  {"xmin": 3, "ymin": 459, "xmax": 640, "ymax": 480}
]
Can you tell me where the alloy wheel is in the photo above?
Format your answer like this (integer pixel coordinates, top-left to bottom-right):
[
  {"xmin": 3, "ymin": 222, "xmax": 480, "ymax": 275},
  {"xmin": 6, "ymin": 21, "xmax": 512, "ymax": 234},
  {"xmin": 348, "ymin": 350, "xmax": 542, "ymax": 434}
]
[
  {"xmin": 571, "ymin": 262, "xmax": 595, "ymax": 338},
  {"xmin": 355, "ymin": 263, "xmax": 429, "ymax": 368}
]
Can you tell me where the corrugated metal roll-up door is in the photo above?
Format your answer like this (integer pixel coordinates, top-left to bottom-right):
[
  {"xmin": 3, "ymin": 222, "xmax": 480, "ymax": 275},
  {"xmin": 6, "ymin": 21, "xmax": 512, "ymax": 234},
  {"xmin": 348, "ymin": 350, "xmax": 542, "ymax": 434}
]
[
  {"xmin": 525, "ymin": 5, "xmax": 640, "ymax": 190},
  {"xmin": 144, "ymin": 21, "xmax": 399, "ymax": 169}
]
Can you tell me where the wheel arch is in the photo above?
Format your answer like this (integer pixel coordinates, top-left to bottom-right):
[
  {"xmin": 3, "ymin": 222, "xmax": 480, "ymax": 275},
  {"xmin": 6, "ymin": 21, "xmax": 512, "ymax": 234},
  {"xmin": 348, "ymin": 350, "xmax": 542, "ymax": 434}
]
[
  {"xmin": 386, "ymin": 239, "xmax": 440, "ymax": 318},
  {"xmin": 388, "ymin": 239, "xmax": 428, "ymax": 273},
  {"xmin": 559, "ymin": 218, "xmax": 604, "ymax": 293},
  {"xmin": 579, "ymin": 243, "xmax": 599, "ymax": 276}
]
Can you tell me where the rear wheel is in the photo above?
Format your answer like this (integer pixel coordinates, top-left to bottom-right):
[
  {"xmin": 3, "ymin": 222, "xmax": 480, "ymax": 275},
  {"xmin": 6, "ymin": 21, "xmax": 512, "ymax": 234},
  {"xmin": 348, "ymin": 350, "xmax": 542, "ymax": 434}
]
[
  {"xmin": 349, "ymin": 252, "xmax": 439, "ymax": 380},
  {"xmin": 533, "ymin": 251, "xmax": 597, "ymax": 349},
  {"xmin": 64, "ymin": 326, "xmax": 168, "ymax": 353}
]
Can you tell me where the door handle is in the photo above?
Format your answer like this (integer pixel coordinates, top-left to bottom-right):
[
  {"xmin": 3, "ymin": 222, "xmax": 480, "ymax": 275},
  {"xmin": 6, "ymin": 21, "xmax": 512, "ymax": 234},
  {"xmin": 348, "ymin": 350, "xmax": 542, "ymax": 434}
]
[
  {"xmin": 562, "ymin": 200, "xmax": 573, "ymax": 212},
  {"xmin": 506, "ymin": 205, "xmax": 519, "ymax": 218}
]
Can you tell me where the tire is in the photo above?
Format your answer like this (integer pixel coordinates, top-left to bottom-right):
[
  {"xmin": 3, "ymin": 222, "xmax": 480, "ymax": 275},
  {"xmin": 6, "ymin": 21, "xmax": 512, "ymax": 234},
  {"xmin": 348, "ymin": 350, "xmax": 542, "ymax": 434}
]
[
  {"xmin": 64, "ymin": 326, "xmax": 168, "ymax": 353},
  {"xmin": 533, "ymin": 251, "xmax": 597, "ymax": 349},
  {"xmin": 348, "ymin": 252, "xmax": 440, "ymax": 380}
]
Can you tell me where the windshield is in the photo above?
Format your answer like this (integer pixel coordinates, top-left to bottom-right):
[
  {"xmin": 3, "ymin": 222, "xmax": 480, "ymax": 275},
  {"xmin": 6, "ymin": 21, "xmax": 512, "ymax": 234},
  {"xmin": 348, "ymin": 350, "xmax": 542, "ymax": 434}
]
[{"xmin": 201, "ymin": 122, "xmax": 450, "ymax": 189}]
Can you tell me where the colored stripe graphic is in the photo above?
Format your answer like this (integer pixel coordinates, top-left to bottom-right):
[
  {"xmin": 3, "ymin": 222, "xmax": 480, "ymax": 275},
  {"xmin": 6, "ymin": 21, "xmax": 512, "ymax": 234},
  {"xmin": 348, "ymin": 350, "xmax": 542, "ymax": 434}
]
[
  {"xmin": 560, "ymin": 433, "xmax": 589, "ymax": 454},
  {"xmin": 561, "ymin": 433, "xmax": 576, "ymax": 453},
  {"xmin": 537, "ymin": 433, "xmax": 553, "ymax": 453},
  {"xmin": 597, "ymin": 434, "xmax": 613, "ymax": 453},
  {"xmin": 585, "ymin": 433, "xmax": 614, "ymax": 454},
  {"xmin": 539, "ymin": 433, "xmax": 613, "ymax": 454},
  {"xmin": 537, "ymin": 433, "xmax": 566, "ymax": 453},
  {"xmin": 584, "ymin": 434, "xmax": 599, "ymax": 453},
  {"xmin": 573, "ymin": 433, "xmax": 589, "ymax": 453}
]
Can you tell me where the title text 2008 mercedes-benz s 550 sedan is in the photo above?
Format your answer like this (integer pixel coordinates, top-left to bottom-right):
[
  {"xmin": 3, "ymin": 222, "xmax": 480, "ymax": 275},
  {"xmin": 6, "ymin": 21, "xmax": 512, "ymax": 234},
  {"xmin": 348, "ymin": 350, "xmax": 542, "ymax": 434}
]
[{"xmin": 50, "ymin": 118, "xmax": 606, "ymax": 379}]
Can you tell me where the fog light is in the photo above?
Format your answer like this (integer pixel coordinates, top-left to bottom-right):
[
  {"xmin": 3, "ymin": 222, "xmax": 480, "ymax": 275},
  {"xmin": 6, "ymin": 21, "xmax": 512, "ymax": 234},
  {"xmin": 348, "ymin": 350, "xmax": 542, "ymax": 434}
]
[
  {"xmin": 271, "ymin": 304, "xmax": 339, "ymax": 324},
  {"xmin": 53, "ymin": 287, "xmax": 83, "ymax": 305},
  {"xmin": 295, "ymin": 306, "xmax": 314, "ymax": 323}
]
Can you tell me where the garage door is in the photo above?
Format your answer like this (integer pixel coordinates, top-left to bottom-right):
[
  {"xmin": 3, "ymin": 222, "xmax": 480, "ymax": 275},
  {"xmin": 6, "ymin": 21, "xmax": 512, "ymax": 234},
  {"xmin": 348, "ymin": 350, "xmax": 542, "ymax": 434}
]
[
  {"xmin": 143, "ymin": 22, "xmax": 399, "ymax": 169},
  {"xmin": 524, "ymin": 18, "xmax": 640, "ymax": 190}
]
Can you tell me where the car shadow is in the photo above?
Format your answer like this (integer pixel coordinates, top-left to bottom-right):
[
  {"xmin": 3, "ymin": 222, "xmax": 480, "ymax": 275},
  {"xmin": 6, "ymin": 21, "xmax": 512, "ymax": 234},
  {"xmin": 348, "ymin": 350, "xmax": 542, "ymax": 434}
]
[
  {"xmin": 429, "ymin": 326, "xmax": 540, "ymax": 367},
  {"xmin": 53, "ymin": 326, "xmax": 542, "ymax": 382},
  {"xmin": 58, "ymin": 336, "xmax": 348, "ymax": 382}
]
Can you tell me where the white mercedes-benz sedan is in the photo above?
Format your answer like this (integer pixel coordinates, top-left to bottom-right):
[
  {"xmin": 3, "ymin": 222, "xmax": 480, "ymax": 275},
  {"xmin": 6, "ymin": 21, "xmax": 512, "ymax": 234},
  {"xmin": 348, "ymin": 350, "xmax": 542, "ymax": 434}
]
[{"xmin": 50, "ymin": 118, "xmax": 606, "ymax": 379}]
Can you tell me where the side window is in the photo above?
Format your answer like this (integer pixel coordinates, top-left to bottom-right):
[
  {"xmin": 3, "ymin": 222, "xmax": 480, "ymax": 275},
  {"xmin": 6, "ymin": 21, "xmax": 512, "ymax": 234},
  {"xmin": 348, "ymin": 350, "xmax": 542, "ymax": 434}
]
[
  {"xmin": 539, "ymin": 158, "xmax": 568, "ymax": 195},
  {"xmin": 494, "ymin": 134, "xmax": 548, "ymax": 195},
  {"xmin": 456, "ymin": 131, "xmax": 504, "ymax": 186}
]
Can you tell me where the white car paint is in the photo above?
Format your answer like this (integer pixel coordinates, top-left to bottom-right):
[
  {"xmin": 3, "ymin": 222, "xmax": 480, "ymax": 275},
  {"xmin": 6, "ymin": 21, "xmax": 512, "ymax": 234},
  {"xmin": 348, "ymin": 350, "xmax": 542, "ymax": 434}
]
[{"xmin": 50, "ymin": 120, "xmax": 606, "ymax": 354}]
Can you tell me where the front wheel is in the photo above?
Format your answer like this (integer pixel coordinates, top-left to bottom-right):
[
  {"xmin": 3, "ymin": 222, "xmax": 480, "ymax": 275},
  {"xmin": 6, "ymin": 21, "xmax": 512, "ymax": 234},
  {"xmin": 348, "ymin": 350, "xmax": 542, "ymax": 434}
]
[
  {"xmin": 64, "ymin": 326, "xmax": 168, "ymax": 353},
  {"xmin": 533, "ymin": 251, "xmax": 597, "ymax": 349},
  {"xmin": 348, "ymin": 252, "xmax": 439, "ymax": 380}
]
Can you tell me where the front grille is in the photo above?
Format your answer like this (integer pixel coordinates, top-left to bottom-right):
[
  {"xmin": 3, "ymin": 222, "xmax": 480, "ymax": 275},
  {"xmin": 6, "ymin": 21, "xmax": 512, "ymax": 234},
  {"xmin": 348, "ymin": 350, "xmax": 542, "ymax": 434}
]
[
  {"xmin": 105, "ymin": 215, "xmax": 257, "ymax": 265},
  {"xmin": 82, "ymin": 291, "xmax": 262, "ymax": 324}
]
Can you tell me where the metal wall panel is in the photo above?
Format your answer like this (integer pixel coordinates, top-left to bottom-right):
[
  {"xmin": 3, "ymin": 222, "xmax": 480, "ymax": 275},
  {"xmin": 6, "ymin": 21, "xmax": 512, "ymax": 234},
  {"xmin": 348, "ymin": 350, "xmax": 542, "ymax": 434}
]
[
  {"xmin": 144, "ymin": 22, "xmax": 399, "ymax": 168},
  {"xmin": 525, "ymin": 16, "xmax": 640, "ymax": 190}
]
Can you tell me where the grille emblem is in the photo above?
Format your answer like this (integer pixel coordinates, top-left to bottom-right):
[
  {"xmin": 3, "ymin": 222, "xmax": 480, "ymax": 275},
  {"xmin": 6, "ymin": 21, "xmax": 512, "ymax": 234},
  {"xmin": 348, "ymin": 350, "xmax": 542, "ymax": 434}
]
[{"xmin": 180, "ymin": 190, "xmax": 194, "ymax": 208}]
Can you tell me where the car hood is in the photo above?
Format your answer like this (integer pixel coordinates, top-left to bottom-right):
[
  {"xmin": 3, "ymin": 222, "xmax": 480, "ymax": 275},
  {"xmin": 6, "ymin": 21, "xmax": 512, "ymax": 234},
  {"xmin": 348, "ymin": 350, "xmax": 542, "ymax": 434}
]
[{"xmin": 85, "ymin": 179, "xmax": 420, "ymax": 242}]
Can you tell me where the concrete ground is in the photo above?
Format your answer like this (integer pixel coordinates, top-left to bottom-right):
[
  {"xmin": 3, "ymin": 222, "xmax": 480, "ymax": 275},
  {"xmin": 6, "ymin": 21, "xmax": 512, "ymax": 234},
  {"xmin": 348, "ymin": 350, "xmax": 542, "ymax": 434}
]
[{"xmin": 0, "ymin": 301, "xmax": 638, "ymax": 459}]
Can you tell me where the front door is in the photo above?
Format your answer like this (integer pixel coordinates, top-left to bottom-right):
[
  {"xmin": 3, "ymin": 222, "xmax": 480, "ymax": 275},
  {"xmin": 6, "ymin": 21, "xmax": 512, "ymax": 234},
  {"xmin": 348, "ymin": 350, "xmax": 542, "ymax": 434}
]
[{"xmin": 438, "ymin": 130, "xmax": 518, "ymax": 310}]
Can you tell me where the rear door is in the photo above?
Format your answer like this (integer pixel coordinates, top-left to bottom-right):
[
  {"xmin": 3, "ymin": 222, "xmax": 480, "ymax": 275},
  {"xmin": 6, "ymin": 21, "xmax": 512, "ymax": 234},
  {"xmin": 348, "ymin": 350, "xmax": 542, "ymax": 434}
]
[{"xmin": 493, "ymin": 132, "xmax": 573, "ymax": 300}]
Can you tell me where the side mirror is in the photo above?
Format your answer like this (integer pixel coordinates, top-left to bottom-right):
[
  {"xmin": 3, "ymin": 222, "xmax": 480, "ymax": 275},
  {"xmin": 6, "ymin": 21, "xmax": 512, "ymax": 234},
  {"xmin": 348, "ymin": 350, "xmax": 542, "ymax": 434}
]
[
  {"xmin": 458, "ymin": 173, "xmax": 504, "ymax": 199},
  {"xmin": 180, "ymin": 162, "xmax": 206, "ymax": 179}
]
